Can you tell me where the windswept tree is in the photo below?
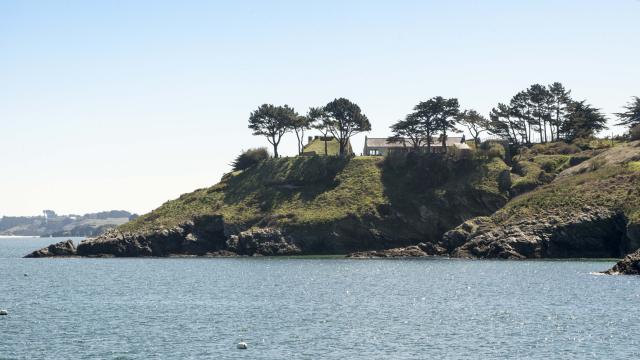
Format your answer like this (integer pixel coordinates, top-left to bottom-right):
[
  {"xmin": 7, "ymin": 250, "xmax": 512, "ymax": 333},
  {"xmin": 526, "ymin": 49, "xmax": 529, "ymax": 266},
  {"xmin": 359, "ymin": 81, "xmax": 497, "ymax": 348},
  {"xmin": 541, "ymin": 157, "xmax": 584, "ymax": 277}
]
[
  {"xmin": 408, "ymin": 99, "xmax": 441, "ymax": 153},
  {"xmin": 616, "ymin": 96, "xmax": 640, "ymax": 129},
  {"xmin": 307, "ymin": 107, "xmax": 331, "ymax": 155},
  {"xmin": 490, "ymin": 103, "xmax": 522, "ymax": 145},
  {"xmin": 509, "ymin": 91, "xmax": 534, "ymax": 144},
  {"xmin": 322, "ymin": 98, "xmax": 371, "ymax": 156},
  {"xmin": 561, "ymin": 100, "xmax": 607, "ymax": 141},
  {"xmin": 388, "ymin": 113, "xmax": 425, "ymax": 151},
  {"xmin": 527, "ymin": 84, "xmax": 553, "ymax": 143},
  {"xmin": 548, "ymin": 82, "xmax": 572, "ymax": 141},
  {"xmin": 291, "ymin": 115, "xmax": 312, "ymax": 155},
  {"xmin": 248, "ymin": 104, "xmax": 297, "ymax": 158},
  {"xmin": 431, "ymin": 97, "xmax": 460, "ymax": 153},
  {"xmin": 457, "ymin": 109, "xmax": 490, "ymax": 147}
]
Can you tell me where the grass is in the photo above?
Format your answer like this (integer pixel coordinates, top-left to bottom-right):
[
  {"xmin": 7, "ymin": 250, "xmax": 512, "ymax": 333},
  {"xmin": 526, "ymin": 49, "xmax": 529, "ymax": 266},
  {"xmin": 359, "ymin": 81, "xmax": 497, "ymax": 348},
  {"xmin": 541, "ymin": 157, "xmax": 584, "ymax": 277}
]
[
  {"xmin": 302, "ymin": 138, "xmax": 342, "ymax": 156},
  {"xmin": 496, "ymin": 163, "xmax": 640, "ymax": 224},
  {"xmin": 628, "ymin": 161, "xmax": 640, "ymax": 172},
  {"xmin": 121, "ymin": 153, "xmax": 509, "ymax": 235}
]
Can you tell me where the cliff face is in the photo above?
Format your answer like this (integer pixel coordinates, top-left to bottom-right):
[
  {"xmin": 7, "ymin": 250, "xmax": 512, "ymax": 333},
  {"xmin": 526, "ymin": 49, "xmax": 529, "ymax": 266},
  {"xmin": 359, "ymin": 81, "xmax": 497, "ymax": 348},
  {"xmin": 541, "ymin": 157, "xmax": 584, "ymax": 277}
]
[
  {"xmin": 29, "ymin": 153, "xmax": 510, "ymax": 257},
  {"xmin": 444, "ymin": 141, "xmax": 640, "ymax": 259},
  {"xmin": 27, "ymin": 141, "xmax": 640, "ymax": 259}
]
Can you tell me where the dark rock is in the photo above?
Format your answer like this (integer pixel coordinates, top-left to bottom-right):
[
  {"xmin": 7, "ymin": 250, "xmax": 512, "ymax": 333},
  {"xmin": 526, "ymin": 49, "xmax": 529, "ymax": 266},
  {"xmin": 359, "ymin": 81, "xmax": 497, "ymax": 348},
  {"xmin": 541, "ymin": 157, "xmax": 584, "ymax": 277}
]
[
  {"xmin": 449, "ymin": 208, "xmax": 633, "ymax": 259},
  {"xmin": 347, "ymin": 245, "xmax": 433, "ymax": 258},
  {"xmin": 25, "ymin": 240, "xmax": 76, "ymax": 258},
  {"xmin": 72, "ymin": 215, "xmax": 227, "ymax": 257},
  {"xmin": 604, "ymin": 249, "xmax": 640, "ymax": 275},
  {"xmin": 226, "ymin": 228, "xmax": 301, "ymax": 256}
]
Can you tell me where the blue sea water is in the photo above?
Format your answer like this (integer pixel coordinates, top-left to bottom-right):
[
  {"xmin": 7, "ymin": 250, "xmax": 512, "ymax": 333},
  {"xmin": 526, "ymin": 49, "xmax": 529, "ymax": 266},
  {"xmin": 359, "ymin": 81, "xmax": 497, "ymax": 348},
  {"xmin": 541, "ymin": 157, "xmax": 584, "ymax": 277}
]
[{"xmin": 1, "ymin": 236, "xmax": 639, "ymax": 359}]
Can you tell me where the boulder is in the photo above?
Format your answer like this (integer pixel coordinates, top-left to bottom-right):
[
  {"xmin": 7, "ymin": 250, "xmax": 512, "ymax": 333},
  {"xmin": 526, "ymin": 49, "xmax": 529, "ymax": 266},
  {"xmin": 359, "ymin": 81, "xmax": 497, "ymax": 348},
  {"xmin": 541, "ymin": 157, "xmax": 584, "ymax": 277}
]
[
  {"xmin": 604, "ymin": 249, "xmax": 640, "ymax": 275},
  {"xmin": 347, "ymin": 244, "xmax": 439, "ymax": 258},
  {"xmin": 226, "ymin": 228, "xmax": 301, "ymax": 256},
  {"xmin": 25, "ymin": 240, "xmax": 77, "ymax": 258}
]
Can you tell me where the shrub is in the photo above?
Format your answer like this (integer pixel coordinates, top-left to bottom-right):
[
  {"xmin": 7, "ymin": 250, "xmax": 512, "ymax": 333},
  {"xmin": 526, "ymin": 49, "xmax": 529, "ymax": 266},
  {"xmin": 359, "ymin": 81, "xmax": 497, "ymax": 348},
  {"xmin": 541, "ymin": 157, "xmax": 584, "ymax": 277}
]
[
  {"xmin": 231, "ymin": 147, "xmax": 270, "ymax": 171},
  {"xmin": 478, "ymin": 141, "xmax": 506, "ymax": 160},
  {"xmin": 630, "ymin": 125, "xmax": 640, "ymax": 141}
]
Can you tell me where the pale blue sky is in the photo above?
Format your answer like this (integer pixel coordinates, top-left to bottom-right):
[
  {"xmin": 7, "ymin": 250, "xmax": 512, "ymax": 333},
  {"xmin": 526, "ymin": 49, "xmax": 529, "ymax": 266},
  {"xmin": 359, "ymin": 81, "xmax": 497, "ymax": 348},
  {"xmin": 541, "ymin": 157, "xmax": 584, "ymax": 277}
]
[{"xmin": 1, "ymin": 0, "xmax": 639, "ymax": 216}]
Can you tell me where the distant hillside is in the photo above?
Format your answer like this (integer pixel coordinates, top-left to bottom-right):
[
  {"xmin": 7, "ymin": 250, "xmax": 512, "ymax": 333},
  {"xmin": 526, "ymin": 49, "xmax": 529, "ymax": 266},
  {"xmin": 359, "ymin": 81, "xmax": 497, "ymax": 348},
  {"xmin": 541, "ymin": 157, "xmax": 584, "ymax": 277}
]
[{"xmin": 0, "ymin": 210, "xmax": 137, "ymax": 237}]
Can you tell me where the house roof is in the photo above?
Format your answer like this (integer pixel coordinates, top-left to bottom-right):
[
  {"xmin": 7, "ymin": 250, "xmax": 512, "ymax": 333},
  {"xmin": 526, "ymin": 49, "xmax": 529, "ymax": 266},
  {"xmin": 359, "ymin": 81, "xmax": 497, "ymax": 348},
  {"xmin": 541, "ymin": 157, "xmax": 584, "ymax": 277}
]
[
  {"xmin": 365, "ymin": 137, "xmax": 469, "ymax": 149},
  {"xmin": 302, "ymin": 136, "xmax": 352, "ymax": 155}
]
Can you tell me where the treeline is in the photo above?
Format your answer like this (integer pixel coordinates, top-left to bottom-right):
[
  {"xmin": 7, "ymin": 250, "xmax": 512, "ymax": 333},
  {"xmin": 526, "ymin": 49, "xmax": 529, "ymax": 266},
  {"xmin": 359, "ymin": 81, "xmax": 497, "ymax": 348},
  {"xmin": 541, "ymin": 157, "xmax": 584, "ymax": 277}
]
[
  {"xmin": 247, "ymin": 85, "xmax": 640, "ymax": 157},
  {"xmin": 248, "ymin": 98, "xmax": 370, "ymax": 157}
]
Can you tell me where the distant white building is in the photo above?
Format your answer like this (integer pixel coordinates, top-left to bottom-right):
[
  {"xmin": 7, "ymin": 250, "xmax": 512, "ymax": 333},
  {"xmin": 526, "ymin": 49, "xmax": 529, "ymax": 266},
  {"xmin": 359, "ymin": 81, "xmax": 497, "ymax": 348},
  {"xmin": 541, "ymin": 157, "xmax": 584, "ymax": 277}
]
[{"xmin": 363, "ymin": 136, "xmax": 470, "ymax": 156}]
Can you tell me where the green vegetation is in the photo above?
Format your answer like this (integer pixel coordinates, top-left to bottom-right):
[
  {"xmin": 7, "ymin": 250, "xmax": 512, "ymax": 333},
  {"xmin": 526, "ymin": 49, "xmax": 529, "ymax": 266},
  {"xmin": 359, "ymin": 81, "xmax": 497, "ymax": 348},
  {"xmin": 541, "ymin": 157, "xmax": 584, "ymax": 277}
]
[
  {"xmin": 302, "ymin": 137, "xmax": 342, "ymax": 156},
  {"xmin": 494, "ymin": 141, "xmax": 640, "ymax": 225},
  {"xmin": 231, "ymin": 147, "xmax": 270, "ymax": 171},
  {"xmin": 121, "ymin": 153, "xmax": 509, "ymax": 240}
]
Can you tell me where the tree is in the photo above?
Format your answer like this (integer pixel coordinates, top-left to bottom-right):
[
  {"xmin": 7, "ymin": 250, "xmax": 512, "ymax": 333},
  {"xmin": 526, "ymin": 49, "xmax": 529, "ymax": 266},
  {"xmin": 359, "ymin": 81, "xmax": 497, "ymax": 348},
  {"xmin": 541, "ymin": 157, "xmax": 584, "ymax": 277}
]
[
  {"xmin": 615, "ymin": 96, "xmax": 640, "ymax": 129},
  {"xmin": 322, "ymin": 98, "xmax": 371, "ymax": 156},
  {"xmin": 307, "ymin": 107, "xmax": 331, "ymax": 155},
  {"xmin": 388, "ymin": 113, "xmax": 426, "ymax": 151},
  {"xmin": 527, "ymin": 84, "xmax": 553, "ymax": 143},
  {"xmin": 562, "ymin": 100, "xmax": 607, "ymax": 141},
  {"xmin": 290, "ymin": 115, "xmax": 312, "ymax": 155},
  {"xmin": 248, "ymin": 104, "xmax": 297, "ymax": 158},
  {"xmin": 411, "ymin": 99, "xmax": 442, "ymax": 153},
  {"xmin": 457, "ymin": 109, "xmax": 490, "ymax": 147},
  {"xmin": 431, "ymin": 97, "xmax": 460, "ymax": 153},
  {"xmin": 509, "ymin": 91, "xmax": 534, "ymax": 144},
  {"xmin": 548, "ymin": 82, "xmax": 572, "ymax": 141}
]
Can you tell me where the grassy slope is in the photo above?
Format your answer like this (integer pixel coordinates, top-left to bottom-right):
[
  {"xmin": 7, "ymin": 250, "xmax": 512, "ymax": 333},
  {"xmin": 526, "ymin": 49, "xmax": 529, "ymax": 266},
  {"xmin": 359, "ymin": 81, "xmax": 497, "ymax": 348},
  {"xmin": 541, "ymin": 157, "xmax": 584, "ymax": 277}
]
[
  {"xmin": 302, "ymin": 138, "xmax": 342, "ymax": 156},
  {"xmin": 494, "ymin": 141, "xmax": 640, "ymax": 226},
  {"xmin": 121, "ymin": 154, "xmax": 509, "ymax": 237}
]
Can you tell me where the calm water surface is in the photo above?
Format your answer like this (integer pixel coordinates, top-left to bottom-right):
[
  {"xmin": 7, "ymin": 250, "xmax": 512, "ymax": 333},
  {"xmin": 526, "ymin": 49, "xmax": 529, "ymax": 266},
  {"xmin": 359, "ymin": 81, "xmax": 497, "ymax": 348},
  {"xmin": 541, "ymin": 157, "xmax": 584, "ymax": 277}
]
[{"xmin": 1, "ymin": 237, "xmax": 639, "ymax": 359}]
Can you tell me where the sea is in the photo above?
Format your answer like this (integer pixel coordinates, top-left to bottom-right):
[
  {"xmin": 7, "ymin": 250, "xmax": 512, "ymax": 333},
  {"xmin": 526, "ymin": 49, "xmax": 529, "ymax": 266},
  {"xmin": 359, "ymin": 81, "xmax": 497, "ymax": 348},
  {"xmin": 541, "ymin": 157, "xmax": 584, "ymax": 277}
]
[{"xmin": 1, "ymin": 236, "xmax": 639, "ymax": 359}]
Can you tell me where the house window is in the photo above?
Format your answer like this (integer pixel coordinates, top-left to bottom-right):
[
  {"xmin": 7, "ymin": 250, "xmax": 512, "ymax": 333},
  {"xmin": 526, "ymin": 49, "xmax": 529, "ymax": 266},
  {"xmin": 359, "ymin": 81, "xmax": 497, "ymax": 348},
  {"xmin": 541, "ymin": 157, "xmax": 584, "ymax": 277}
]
[{"xmin": 369, "ymin": 149, "xmax": 382, "ymax": 156}]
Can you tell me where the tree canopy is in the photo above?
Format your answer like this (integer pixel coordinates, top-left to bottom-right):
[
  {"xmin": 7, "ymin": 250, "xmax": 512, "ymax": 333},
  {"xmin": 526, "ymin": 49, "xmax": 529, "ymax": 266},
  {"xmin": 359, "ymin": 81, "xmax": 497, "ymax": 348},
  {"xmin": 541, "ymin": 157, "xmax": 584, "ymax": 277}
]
[
  {"xmin": 616, "ymin": 96, "xmax": 640, "ymax": 129},
  {"xmin": 457, "ymin": 109, "xmax": 489, "ymax": 147},
  {"xmin": 248, "ymin": 104, "xmax": 297, "ymax": 158},
  {"xmin": 486, "ymin": 82, "xmax": 610, "ymax": 145},
  {"xmin": 561, "ymin": 100, "xmax": 607, "ymax": 141},
  {"xmin": 322, "ymin": 98, "xmax": 371, "ymax": 156},
  {"xmin": 388, "ymin": 113, "xmax": 426, "ymax": 150}
]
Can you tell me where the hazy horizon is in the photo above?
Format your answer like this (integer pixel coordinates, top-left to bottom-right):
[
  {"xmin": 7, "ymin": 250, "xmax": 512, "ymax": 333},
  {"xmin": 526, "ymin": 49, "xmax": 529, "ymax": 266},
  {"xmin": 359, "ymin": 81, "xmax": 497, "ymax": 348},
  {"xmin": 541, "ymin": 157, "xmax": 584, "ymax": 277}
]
[{"xmin": 2, "ymin": 0, "xmax": 639, "ymax": 216}]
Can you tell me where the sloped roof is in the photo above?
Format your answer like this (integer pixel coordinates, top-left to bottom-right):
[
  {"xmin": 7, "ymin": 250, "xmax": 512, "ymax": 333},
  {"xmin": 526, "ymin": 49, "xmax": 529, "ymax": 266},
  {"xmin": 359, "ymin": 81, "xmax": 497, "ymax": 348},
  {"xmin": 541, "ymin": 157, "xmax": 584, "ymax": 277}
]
[
  {"xmin": 366, "ymin": 137, "xmax": 468, "ymax": 148},
  {"xmin": 302, "ymin": 137, "xmax": 352, "ymax": 155}
]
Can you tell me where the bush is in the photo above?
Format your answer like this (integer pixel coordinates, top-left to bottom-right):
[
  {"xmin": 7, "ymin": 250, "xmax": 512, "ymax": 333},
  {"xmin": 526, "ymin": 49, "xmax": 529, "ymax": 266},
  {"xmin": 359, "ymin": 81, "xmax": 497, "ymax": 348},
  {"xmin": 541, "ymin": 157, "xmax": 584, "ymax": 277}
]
[
  {"xmin": 479, "ymin": 141, "xmax": 506, "ymax": 160},
  {"xmin": 231, "ymin": 147, "xmax": 270, "ymax": 171},
  {"xmin": 630, "ymin": 125, "xmax": 640, "ymax": 141}
]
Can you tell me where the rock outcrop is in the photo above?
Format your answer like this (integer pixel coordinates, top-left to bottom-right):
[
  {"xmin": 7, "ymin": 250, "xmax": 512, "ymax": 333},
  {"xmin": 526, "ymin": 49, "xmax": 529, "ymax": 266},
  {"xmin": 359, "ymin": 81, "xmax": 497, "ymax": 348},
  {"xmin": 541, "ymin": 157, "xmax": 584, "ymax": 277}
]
[
  {"xmin": 63, "ymin": 215, "xmax": 227, "ymax": 257},
  {"xmin": 25, "ymin": 240, "xmax": 77, "ymax": 258},
  {"xmin": 447, "ymin": 208, "xmax": 632, "ymax": 259},
  {"xmin": 226, "ymin": 228, "xmax": 301, "ymax": 255},
  {"xmin": 604, "ymin": 249, "xmax": 640, "ymax": 275},
  {"xmin": 347, "ymin": 242, "xmax": 446, "ymax": 258}
]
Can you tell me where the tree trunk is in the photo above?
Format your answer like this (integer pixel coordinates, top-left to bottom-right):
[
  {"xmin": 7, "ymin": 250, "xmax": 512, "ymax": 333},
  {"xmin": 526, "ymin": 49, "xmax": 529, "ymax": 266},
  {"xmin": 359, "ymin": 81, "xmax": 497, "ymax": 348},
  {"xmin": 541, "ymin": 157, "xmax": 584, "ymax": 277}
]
[
  {"xmin": 324, "ymin": 137, "xmax": 328, "ymax": 155},
  {"xmin": 441, "ymin": 129, "xmax": 447, "ymax": 153},
  {"xmin": 273, "ymin": 144, "xmax": 278, "ymax": 158}
]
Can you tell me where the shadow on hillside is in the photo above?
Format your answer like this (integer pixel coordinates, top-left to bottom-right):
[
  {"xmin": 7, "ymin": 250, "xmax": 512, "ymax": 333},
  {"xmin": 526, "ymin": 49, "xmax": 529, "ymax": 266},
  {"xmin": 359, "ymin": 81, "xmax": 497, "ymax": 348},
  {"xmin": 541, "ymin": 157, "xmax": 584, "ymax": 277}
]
[
  {"xmin": 379, "ymin": 151, "xmax": 488, "ymax": 237},
  {"xmin": 222, "ymin": 156, "xmax": 350, "ymax": 211}
]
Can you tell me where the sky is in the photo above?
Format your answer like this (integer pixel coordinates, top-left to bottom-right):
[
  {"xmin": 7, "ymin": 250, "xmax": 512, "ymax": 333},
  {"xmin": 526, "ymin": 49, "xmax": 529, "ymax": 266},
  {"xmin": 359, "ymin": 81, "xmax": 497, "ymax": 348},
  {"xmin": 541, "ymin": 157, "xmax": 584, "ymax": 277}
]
[{"xmin": 1, "ymin": 0, "xmax": 639, "ymax": 216}]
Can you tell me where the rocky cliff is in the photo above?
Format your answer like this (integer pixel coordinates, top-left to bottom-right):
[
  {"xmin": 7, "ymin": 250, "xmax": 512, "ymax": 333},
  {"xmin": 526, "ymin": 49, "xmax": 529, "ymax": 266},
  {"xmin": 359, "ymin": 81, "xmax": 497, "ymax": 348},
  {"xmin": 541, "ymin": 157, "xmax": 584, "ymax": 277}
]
[
  {"xmin": 443, "ymin": 141, "xmax": 640, "ymax": 259},
  {"xmin": 26, "ymin": 153, "xmax": 509, "ymax": 257},
  {"xmin": 27, "ymin": 141, "xmax": 640, "ymax": 260}
]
